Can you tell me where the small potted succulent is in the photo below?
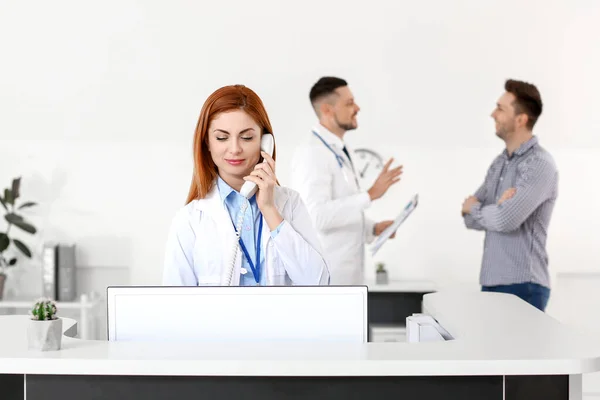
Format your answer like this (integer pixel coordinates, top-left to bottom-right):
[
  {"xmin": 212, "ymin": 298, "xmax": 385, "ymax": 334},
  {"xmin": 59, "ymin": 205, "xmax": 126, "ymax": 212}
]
[
  {"xmin": 28, "ymin": 298, "xmax": 62, "ymax": 351},
  {"xmin": 375, "ymin": 262, "xmax": 389, "ymax": 285}
]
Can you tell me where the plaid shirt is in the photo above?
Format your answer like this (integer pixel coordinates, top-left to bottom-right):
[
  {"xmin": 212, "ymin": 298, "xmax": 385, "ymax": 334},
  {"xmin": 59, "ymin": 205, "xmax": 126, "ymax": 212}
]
[{"xmin": 464, "ymin": 136, "xmax": 558, "ymax": 288}]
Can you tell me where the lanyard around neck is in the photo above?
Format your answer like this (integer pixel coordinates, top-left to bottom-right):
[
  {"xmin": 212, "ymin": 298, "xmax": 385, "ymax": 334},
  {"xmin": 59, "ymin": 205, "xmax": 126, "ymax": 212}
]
[{"xmin": 231, "ymin": 214, "xmax": 263, "ymax": 284}]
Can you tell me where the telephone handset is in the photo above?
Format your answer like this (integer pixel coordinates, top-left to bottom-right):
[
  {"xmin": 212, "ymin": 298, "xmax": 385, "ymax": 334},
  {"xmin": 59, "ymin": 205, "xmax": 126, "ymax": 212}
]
[
  {"xmin": 223, "ymin": 133, "xmax": 275, "ymax": 286},
  {"xmin": 239, "ymin": 133, "xmax": 275, "ymax": 199}
]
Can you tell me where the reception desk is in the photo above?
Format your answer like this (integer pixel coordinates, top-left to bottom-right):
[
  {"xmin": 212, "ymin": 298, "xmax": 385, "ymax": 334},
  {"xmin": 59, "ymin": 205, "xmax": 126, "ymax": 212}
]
[
  {"xmin": 365, "ymin": 279, "xmax": 436, "ymax": 328},
  {"xmin": 1, "ymin": 291, "xmax": 599, "ymax": 400}
]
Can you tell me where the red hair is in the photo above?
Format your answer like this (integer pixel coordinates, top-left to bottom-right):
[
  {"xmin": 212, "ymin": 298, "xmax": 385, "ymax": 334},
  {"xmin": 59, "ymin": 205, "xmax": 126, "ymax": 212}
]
[{"xmin": 186, "ymin": 85, "xmax": 277, "ymax": 203}]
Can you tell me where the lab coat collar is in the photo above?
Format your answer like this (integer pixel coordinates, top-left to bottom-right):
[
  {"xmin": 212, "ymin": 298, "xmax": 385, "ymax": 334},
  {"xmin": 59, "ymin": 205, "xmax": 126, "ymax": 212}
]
[
  {"xmin": 195, "ymin": 182, "xmax": 233, "ymax": 229},
  {"xmin": 195, "ymin": 180, "xmax": 289, "ymax": 216},
  {"xmin": 313, "ymin": 123, "xmax": 346, "ymax": 150}
]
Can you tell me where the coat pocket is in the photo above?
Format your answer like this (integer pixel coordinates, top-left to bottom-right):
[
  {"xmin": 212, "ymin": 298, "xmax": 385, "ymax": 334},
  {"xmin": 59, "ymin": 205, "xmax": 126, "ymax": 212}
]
[
  {"xmin": 268, "ymin": 252, "xmax": 288, "ymax": 285},
  {"xmin": 193, "ymin": 236, "xmax": 224, "ymax": 285}
]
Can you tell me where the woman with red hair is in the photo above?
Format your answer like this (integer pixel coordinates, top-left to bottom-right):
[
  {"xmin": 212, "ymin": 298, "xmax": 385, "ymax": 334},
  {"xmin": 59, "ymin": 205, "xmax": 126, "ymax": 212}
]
[{"xmin": 163, "ymin": 85, "xmax": 329, "ymax": 286}]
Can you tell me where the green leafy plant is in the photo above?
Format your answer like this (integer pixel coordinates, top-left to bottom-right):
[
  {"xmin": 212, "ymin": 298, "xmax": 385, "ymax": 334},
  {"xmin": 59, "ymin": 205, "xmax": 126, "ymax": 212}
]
[
  {"xmin": 30, "ymin": 298, "xmax": 58, "ymax": 320},
  {"xmin": 0, "ymin": 177, "xmax": 37, "ymax": 275},
  {"xmin": 376, "ymin": 262, "xmax": 386, "ymax": 273}
]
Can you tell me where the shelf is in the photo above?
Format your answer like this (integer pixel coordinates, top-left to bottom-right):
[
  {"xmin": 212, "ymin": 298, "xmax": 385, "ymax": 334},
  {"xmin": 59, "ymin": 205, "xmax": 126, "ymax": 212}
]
[{"xmin": 0, "ymin": 295, "xmax": 103, "ymax": 309}]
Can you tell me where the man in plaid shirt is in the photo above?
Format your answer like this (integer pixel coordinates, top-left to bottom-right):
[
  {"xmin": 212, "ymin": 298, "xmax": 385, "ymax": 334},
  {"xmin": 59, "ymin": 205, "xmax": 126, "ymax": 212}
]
[{"xmin": 462, "ymin": 79, "xmax": 558, "ymax": 312}]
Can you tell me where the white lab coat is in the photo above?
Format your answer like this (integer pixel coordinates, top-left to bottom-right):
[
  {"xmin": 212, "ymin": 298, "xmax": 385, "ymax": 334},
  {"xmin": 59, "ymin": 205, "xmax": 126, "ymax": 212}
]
[
  {"xmin": 162, "ymin": 182, "xmax": 329, "ymax": 286},
  {"xmin": 290, "ymin": 125, "xmax": 375, "ymax": 285}
]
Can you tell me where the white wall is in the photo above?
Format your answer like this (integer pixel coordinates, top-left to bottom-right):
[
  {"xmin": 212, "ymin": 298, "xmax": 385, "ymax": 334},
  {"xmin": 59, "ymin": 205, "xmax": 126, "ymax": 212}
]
[{"xmin": 1, "ymin": 0, "xmax": 599, "ymax": 294}]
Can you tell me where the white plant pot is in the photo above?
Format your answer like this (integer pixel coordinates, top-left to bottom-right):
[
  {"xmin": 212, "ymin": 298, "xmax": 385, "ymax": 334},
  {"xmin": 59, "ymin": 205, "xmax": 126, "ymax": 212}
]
[
  {"xmin": 376, "ymin": 270, "xmax": 389, "ymax": 285},
  {"xmin": 28, "ymin": 318, "xmax": 63, "ymax": 351}
]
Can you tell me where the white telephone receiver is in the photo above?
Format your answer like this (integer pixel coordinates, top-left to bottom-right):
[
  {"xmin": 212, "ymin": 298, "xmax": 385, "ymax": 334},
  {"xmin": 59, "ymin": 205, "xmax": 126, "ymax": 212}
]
[{"xmin": 239, "ymin": 133, "xmax": 275, "ymax": 199}]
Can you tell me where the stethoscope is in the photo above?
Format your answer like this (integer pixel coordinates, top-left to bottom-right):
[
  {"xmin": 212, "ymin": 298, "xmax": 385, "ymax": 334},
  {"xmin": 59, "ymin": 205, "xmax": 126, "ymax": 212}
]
[{"xmin": 311, "ymin": 130, "xmax": 357, "ymax": 186}]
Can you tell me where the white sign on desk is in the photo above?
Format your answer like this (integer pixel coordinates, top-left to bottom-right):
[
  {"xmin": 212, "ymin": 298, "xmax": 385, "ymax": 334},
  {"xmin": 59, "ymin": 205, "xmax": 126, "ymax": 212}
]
[{"xmin": 107, "ymin": 286, "xmax": 368, "ymax": 343}]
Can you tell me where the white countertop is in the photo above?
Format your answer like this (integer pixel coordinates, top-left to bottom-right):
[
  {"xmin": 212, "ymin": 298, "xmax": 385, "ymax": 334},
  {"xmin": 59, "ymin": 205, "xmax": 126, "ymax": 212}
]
[
  {"xmin": 364, "ymin": 279, "xmax": 437, "ymax": 293},
  {"xmin": 1, "ymin": 291, "xmax": 600, "ymax": 377}
]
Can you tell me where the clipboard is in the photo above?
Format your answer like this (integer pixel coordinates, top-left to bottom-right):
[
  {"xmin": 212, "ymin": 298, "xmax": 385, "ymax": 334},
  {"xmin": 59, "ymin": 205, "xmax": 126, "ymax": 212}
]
[{"xmin": 370, "ymin": 193, "xmax": 419, "ymax": 256}]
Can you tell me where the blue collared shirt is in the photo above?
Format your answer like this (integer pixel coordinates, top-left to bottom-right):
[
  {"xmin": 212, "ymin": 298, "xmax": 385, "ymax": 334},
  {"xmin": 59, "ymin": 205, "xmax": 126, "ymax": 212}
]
[{"xmin": 217, "ymin": 177, "xmax": 283, "ymax": 286}]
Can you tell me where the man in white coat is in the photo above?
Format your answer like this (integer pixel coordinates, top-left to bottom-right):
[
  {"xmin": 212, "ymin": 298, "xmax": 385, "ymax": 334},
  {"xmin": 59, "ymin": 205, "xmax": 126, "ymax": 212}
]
[{"xmin": 290, "ymin": 77, "xmax": 403, "ymax": 285}]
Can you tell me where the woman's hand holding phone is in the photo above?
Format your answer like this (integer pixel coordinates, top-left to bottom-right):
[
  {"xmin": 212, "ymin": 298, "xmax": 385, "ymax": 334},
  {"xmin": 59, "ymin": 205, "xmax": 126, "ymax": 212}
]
[{"xmin": 243, "ymin": 151, "xmax": 283, "ymax": 230}]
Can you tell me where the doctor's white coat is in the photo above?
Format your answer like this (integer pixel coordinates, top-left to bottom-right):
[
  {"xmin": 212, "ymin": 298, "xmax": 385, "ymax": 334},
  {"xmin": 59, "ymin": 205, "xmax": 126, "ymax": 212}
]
[
  {"xmin": 290, "ymin": 125, "xmax": 375, "ymax": 285},
  {"xmin": 163, "ymin": 183, "xmax": 330, "ymax": 286}
]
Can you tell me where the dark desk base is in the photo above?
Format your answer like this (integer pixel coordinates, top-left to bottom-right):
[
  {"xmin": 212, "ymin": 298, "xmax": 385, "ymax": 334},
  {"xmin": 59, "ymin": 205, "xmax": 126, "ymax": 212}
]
[
  {"xmin": 368, "ymin": 291, "xmax": 429, "ymax": 326},
  {"xmin": 3, "ymin": 374, "xmax": 570, "ymax": 400}
]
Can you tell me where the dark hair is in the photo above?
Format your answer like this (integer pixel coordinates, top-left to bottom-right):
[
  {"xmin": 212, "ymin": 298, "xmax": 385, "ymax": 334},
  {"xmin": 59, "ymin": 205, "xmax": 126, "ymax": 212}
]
[
  {"xmin": 505, "ymin": 79, "xmax": 543, "ymax": 130},
  {"xmin": 309, "ymin": 76, "xmax": 348, "ymax": 106}
]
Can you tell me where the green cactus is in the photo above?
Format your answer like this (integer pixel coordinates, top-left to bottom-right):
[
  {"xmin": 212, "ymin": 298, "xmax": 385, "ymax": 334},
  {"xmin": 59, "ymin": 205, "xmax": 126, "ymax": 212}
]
[{"xmin": 30, "ymin": 298, "xmax": 58, "ymax": 321}]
